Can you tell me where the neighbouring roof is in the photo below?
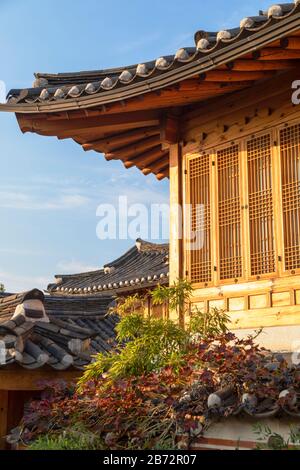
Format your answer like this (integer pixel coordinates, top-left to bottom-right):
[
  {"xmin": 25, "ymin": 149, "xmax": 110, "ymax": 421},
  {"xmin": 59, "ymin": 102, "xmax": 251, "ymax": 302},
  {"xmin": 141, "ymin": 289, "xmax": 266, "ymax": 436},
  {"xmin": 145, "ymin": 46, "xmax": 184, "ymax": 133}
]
[
  {"xmin": 1, "ymin": 3, "xmax": 300, "ymax": 180},
  {"xmin": 0, "ymin": 240, "xmax": 168, "ymax": 370},
  {"xmin": 2, "ymin": 2, "xmax": 300, "ymax": 110},
  {"xmin": 48, "ymin": 239, "xmax": 169, "ymax": 296},
  {"xmin": 0, "ymin": 289, "xmax": 118, "ymax": 370}
]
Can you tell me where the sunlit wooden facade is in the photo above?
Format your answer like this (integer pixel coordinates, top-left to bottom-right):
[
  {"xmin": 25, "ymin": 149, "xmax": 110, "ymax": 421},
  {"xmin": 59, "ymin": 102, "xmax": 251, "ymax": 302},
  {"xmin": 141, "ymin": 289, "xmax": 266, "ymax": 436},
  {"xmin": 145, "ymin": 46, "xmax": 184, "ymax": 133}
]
[{"xmin": 182, "ymin": 72, "xmax": 300, "ymax": 332}]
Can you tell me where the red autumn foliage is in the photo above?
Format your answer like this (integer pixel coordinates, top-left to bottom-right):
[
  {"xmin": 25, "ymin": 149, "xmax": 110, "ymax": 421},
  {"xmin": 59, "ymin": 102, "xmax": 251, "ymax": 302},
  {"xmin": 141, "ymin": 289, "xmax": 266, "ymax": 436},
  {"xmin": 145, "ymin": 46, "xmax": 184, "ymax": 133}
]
[{"xmin": 19, "ymin": 333, "xmax": 300, "ymax": 450}]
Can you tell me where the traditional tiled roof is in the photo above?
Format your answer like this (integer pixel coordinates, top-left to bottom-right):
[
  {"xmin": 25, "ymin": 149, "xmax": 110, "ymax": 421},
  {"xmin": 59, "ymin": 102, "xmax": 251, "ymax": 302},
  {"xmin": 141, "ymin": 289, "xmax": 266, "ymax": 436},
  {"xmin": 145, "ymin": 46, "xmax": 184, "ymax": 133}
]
[
  {"xmin": 1, "ymin": 2, "xmax": 300, "ymax": 111},
  {"xmin": 48, "ymin": 239, "xmax": 169, "ymax": 296},
  {"xmin": 1, "ymin": 3, "xmax": 300, "ymax": 181},
  {"xmin": 0, "ymin": 289, "xmax": 118, "ymax": 370},
  {"xmin": 0, "ymin": 241, "xmax": 169, "ymax": 369}
]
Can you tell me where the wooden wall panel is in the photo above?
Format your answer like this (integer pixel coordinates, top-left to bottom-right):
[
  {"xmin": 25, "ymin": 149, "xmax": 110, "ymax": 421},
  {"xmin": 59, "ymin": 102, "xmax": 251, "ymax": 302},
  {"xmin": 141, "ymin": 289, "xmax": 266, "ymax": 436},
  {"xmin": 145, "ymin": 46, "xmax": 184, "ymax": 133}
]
[
  {"xmin": 249, "ymin": 294, "xmax": 268, "ymax": 309},
  {"xmin": 272, "ymin": 291, "xmax": 291, "ymax": 307},
  {"xmin": 228, "ymin": 297, "xmax": 245, "ymax": 311}
]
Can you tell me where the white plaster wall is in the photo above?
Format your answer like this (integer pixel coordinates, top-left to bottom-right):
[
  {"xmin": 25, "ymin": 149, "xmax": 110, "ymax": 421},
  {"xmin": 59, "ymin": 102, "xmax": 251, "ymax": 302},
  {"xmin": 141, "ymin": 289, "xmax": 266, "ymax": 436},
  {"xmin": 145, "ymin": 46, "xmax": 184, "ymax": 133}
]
[{"xmin": 234, "ymin": 325, "xmax": 300, "ymax": 355}]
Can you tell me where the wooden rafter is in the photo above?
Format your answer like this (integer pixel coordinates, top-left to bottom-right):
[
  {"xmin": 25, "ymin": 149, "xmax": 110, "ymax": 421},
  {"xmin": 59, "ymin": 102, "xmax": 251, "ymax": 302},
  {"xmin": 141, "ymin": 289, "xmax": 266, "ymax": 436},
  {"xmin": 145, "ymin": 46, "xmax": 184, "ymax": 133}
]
[
  {"xmin": 124, "ymin": 146, "xmax": 167, "ymax": 169},
  {"xmin": 183, "ymin": 69, "xmax": 297, "ymax": 126},
  {"xmin": 105, "ymin": 135, "xmax": 160, "ymax": 161},
  {"xmin": 254, "ymin": 48, "xmax": 300, "ymax": 60},
  {"xmin": 142, "ymin": 156, "xmax": 169, "ymax": 175},
  {"xmin": 225, "ymin": 59, "xmax": 298, "ymax": 71},
  {"xmin": 82, "ymin": 126, "xmax": 160, "ymax": 152},
  {"xmin": 200, "ymin": 70, "xmax": 275, "ymax": 82},
  {"xmin": 156, "ymin": 171, "xmax": 169, "ymax": 181}
]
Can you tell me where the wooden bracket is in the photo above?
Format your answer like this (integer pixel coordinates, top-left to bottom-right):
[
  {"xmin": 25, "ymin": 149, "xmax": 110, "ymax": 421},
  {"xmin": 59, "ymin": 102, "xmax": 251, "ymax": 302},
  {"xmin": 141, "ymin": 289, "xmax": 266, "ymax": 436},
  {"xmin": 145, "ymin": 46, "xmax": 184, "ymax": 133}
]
[{"xmin": 160, "ymin": 114, "xmax": 180, "ymax": 147}]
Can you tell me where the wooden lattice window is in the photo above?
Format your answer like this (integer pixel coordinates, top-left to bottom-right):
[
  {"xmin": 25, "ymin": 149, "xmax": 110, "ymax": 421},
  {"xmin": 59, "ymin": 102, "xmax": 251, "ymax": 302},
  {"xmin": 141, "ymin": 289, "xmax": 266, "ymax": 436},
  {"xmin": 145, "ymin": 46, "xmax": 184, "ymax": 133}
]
[
  {"xmin": 247, "ymin": 134, "xmax": 275, "ymax": 275},
  {"xmin": 188, "ymin": 154, "xmax": 211, "ymax": 283},
  {"xmin": 217, "ymin": 145, "xmax": 242, "ymax": 280},
  {"xmin": 280, "ymin": 124, "xmax": 300, "ymax": 271}
]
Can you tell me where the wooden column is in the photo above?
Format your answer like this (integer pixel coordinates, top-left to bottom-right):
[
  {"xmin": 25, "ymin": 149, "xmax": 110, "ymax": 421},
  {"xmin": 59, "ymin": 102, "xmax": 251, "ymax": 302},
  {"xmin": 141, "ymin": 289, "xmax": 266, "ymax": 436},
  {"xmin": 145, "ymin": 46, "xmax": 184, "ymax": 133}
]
[
  {"xmin": 169, "ymin": 143, "xmax": 184, "ymax": 324},
  {"xmin": 0, "ymin": 391, "xmax": 8, "ymax": 450}
]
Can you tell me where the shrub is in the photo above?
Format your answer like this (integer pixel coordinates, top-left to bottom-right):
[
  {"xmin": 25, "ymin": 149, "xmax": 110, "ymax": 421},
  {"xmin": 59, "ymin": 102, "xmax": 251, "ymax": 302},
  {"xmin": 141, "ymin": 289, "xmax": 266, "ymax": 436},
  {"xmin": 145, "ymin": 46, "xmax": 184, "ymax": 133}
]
[
  {"xmin": 78, "ymin": 280, "xmax": 231, "ymax": 387},
  {"xmin": 21, "ymin": 332, "xmax": 299, "ymax": 451},
  {"xmin": 151, "ymin": 278, "xmax": 193, "ymax": 320},
  {"xmin": 254, "ymin": 423, "xmax": 300, "ymax": 450},
  {"xmin": 188, "ymin": 306, "xmax": 230, "ymax": 339},
  {"xmin": 78, "ymin": 314, "xmax": 189, "ymax": 387},
  {"xmin": 29, "ymin": 426, "xmax": 103, "ymax": 450}
]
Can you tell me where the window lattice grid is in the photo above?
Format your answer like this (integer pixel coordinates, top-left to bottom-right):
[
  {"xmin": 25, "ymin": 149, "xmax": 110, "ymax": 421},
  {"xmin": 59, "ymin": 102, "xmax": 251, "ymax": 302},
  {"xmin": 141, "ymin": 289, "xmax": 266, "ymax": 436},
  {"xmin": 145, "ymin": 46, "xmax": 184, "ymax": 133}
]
[
  {"xmin": 280, "ymin": 124, "xmax": 300, "ymax": 270},
  {"xmin": 188, "ymin": 155, "xmax": 211, "ymax": 283},
  {"xmin": 247, "ymin": 134, "xmax": 275, "ymax": 275},
  {"xmin": 217, "ymin": 145, "xmax": 242, "ymax": 280}
]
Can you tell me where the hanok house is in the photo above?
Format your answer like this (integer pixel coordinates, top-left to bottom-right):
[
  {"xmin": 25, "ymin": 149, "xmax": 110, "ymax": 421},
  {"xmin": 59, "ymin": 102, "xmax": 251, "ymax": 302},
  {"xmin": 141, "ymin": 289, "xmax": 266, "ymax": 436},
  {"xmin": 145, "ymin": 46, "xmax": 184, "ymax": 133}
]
[
  {"xmin": 1, "ymin": 0, "xmax": 300, "ymax": 448},
  {"xmin": 48, "ymin": 238, "xmax": 169, "ymax": 318},
  {"xmin": 3, "ymin": 1, "xmax": 300, "ymax": 350},
  {"xmin": 0, "ymin": 240, "xmax": 169, "ymax": 449}
]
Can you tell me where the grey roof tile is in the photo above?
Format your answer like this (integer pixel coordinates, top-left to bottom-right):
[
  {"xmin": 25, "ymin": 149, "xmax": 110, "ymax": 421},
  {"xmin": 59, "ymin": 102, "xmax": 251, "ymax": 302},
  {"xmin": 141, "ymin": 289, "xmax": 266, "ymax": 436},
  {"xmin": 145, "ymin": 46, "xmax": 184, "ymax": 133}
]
[
  {"xmin": 0, "ymin": 289, "xmax": 118, "ymax": 370},
  {"xmin": 48, "ymin": 239, "xmax": 169, "ymax": 296}
]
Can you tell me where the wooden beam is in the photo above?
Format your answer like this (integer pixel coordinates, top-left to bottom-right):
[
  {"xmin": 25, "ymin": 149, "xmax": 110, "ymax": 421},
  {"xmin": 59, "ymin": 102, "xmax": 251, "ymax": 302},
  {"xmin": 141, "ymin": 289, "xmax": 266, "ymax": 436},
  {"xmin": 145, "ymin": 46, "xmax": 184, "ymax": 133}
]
[
  {"xmin": 59, "ymin": 120, "xmax": 161, "ymax": 140},
  {"xmin": 229, "ymin": 304, "xmax": 300, "ymax": 330},
  {"xmin": 201, "ymin": 70, "xmax": 274, "ymax": 82},
  {"xmin": 225, "ymin": 59, "xmax": 297, "ymax": 71},
  {"xmin": 0, "ymin": 368, "xmax": 81, "ymax": 391},
  {"xmin": 18, "ymin": 110, "xmax": 161, "ymax": 137},
  {"xmin": 105, "ymin": 135, "xmax": 160, "ymax": 160},
  {"xmin": 17, "ymin": 82, "xmax": 253, "ymax": 137},
  {"xmin": 82, "ymin": 126, "xmax": 160, "ymax": 152},
  {"xmin": 0, "ymin": 391, "xmax": 8, "ymax": 450},
  {"xmin": 254, "ymin": 48, "xmax": 300, "ymax": 60}
]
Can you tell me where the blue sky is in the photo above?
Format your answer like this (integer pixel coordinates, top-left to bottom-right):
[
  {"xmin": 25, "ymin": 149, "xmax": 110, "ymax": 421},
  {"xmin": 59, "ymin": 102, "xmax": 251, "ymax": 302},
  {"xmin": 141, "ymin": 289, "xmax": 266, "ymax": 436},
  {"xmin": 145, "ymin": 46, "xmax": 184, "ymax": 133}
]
[{"xmin": 0, "ymin": 0, "xmax": 268, "ymax": 292}]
